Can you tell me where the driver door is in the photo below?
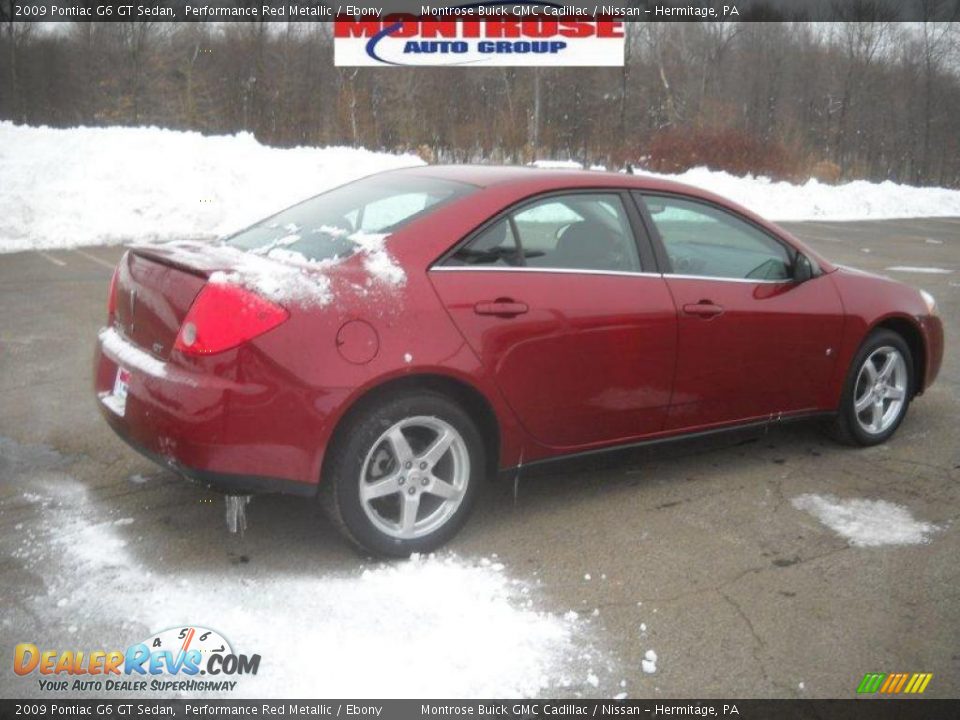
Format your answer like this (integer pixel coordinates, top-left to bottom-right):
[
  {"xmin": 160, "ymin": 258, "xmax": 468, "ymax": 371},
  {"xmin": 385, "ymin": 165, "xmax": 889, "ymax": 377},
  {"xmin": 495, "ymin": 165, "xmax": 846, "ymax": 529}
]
[{"xmin": 636, "ymin": 193, "xmax": 845, "ymax": 430}]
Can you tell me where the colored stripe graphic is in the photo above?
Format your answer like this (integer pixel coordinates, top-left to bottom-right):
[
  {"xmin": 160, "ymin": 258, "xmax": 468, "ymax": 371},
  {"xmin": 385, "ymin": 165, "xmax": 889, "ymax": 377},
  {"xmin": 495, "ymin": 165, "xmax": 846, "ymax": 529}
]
[
  {"xmin": 905, "ymin": 673, "xmax": 933, "ymax": 694},
  {"xmin": 857, "ymin": 672, "xmax": 932, "ymax": 694},
  {"xmin": 858, "ymin": 673, "xmax": 886, "ymax": 693},
  {"xmin": 880, "ymin": 673, "xmax": 900, "ymax": 693}
]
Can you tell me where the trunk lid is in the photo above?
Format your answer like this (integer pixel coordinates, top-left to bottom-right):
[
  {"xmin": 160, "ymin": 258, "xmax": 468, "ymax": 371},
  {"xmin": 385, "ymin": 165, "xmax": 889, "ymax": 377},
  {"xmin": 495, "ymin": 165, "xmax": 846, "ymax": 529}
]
[{"xmin": 114, "ymin": 242, "xmax": 230, "ymax": 359}]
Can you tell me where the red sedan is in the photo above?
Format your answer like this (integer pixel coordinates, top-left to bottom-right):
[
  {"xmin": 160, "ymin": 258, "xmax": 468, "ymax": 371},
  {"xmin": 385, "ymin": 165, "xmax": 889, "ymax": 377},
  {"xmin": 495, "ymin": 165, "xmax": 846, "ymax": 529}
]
[{"xmin": 95, "ymin": 166, "xmax": 944, "ymax": 556}]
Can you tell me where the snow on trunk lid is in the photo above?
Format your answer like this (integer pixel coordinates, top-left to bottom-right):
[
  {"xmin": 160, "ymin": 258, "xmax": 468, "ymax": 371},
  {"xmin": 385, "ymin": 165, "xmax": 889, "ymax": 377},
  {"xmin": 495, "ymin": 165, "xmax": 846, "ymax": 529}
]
[{"xmin": 116, "ymin": 235, "xmax": 407, "ymax": 359}]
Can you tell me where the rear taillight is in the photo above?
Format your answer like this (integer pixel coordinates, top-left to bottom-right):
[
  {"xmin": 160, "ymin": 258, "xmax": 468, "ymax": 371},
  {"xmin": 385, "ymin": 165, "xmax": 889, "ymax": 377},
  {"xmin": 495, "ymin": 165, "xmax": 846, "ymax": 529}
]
[
  {"xmin": 107, "ymin": 266, "xmax": 120, "ymax": 323},
  {"xmin": 174, "ymin": 282, "xmax": 289, "ymax": 355}
]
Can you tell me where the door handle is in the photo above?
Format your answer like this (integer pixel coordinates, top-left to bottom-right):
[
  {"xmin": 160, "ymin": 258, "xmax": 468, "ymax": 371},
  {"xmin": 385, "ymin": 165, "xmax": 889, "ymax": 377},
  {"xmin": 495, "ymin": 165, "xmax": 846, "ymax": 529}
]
[
  {"xmin": 682, "ymin": 301, "xmax": 724, "ymax": 318},
  {"xmin": 474, "ymin": 299, "xmax": 529, "ymax": 317}
]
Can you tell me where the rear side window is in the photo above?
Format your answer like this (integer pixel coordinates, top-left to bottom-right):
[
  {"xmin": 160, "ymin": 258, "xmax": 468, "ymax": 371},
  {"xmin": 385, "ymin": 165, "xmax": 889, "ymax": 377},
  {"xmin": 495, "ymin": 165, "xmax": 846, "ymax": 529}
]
[
  {"xmin": 447, "ymin": 220, "xmax": 522, "ymax": 267},
  {"xmin": 445, "ymin": 193, "xmax": 642, "ymax": 273},
  {"xmin": 642, "ymin": 194, "xmax": 794, "ymax": 281},
  {"xmin": 226, "ymin": 175, "xmax": 474, "ymax": 262}
]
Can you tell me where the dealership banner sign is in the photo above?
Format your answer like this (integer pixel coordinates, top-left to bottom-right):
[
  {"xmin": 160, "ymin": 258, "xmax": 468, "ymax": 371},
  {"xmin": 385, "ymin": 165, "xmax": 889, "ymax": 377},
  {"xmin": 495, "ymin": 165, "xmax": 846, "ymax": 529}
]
[{"xmin": 334, "ymin": 18, "xmax": 626, "ymax": 67}]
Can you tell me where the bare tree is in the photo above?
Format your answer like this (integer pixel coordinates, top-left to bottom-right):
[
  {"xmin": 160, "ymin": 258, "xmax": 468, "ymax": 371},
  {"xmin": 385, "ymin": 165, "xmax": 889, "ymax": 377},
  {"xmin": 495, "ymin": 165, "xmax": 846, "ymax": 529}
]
[{"xmin": 4, "ymin": 18, "xmax": 960, "ymax": 187}]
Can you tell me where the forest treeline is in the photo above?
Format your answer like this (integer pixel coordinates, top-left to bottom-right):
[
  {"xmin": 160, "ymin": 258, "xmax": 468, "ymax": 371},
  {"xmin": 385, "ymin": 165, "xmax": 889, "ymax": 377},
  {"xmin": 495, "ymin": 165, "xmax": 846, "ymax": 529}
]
[{"xmin": 2, "ymin": 18, "xmax": 959, "ymax": 186}]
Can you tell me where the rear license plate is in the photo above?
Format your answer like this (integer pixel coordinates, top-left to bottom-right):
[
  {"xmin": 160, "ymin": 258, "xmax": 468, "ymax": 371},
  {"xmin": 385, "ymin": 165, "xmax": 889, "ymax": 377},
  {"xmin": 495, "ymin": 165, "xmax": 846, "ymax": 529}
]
[{"xmin": 103, "ymin": 367, "xmax": 130, "ymax": 416}]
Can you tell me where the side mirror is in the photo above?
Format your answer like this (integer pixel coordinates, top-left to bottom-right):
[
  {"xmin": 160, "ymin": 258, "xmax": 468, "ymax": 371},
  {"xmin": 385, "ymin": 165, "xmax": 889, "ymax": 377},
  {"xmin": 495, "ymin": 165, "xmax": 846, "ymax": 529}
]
[{"xmin": 793, "ymin": 254, "xmax": 814, "ymax": 283}]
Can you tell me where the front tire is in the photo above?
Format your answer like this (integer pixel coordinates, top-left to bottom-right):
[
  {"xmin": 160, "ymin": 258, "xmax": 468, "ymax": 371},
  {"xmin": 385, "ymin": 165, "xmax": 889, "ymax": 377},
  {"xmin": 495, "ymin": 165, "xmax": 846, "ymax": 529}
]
[
  {"xmin": 830, "ymin": 329, "xmax": 913, "ymax": 446},
  {"xmin": 321, "ymin": 391, "xmax": 484, "ymax": 557}
]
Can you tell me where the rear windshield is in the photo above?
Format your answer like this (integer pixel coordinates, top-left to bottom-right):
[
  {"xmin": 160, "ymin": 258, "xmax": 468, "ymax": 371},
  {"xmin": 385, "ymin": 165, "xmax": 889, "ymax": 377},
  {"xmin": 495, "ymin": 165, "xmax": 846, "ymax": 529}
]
[{"xmin": 225, "ymin": 174, "xmax": 474, "ymax": 262}]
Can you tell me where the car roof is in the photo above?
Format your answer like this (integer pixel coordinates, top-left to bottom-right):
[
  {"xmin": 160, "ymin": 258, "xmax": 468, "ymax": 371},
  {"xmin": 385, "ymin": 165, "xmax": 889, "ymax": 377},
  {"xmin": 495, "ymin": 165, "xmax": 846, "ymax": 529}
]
[{"xmin": 382, "ymin": 163, "xmax": 707, "ymax": 196}]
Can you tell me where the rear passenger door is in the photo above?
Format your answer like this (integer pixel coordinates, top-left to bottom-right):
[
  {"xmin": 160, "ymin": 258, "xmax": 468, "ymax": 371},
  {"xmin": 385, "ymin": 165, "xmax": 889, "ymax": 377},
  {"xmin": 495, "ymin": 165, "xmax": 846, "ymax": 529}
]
[{"xmin": 429, "ymin": 192, "xmax": 677, "ymax": 452}]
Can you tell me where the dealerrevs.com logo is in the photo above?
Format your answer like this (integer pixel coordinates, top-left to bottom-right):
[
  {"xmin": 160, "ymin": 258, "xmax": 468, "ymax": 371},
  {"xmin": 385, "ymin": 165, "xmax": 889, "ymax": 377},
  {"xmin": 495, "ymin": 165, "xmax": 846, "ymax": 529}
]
[
  {"xmin": 13, "ymin": 626, "xmax": 261, "ymax": 694},
  {"xmin": 334, "ymin": 14, "xmax": 625, "ymax": 67}
]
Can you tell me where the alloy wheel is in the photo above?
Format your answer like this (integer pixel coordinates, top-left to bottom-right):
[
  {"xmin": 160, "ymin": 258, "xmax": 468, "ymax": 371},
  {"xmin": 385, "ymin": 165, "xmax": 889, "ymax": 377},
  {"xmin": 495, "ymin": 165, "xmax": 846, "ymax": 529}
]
[
  {"xmin": 359, "ymin": 416, "xmax": 470, "ymax": 540},
  {"xmin": 853, "ymin": 346, "xmax": 908, "ymax": 435}
]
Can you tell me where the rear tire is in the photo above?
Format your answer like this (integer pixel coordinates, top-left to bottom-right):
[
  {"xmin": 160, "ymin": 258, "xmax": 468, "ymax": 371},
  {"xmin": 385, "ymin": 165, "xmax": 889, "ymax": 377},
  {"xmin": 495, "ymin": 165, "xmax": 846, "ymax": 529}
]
[
  {"xmin": 830, "ymin": 329, "xmax": 913, "ymax": 446},
  {"xmin": 320, "ymin": 391, "xmax": 484, "ymax": 557}
]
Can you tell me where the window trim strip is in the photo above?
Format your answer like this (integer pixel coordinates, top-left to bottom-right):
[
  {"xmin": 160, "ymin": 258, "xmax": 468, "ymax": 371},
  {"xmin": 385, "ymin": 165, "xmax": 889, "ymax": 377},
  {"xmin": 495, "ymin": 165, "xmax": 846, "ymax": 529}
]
[
  {"xmin": 429, "ymin": 266, "xmax": 663, "ymax": 279},
  {"xmin": 665, "ymin": 273, "xmax": 793, "ymax": 285},
  {"xmin": 428, "ymin": 266, "xmax": 793, "ymax": 284}
]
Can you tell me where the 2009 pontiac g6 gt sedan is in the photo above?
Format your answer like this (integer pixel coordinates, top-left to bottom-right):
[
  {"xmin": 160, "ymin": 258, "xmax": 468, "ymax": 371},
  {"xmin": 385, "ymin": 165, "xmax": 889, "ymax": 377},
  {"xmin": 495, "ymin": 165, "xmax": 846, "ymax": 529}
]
[{"xmin": 95, "ymin": 165, "xmax": 944, "ymax": 556}]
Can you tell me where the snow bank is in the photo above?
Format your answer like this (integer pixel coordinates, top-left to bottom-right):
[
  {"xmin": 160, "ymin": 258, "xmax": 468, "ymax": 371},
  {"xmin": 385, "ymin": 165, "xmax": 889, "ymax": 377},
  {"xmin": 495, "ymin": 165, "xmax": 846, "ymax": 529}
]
[
  {"xmin": 0, "ymin": 122, "xmax": 424, "ymax": 253},
  {"xmin": 529, "ymin": 159, "xmax": 584, "ymax": 170},
  {"xmin": 791, "ymin": 494, "xmax": 940, "ymax": 547},
  {"xmin": 5, "ymin": 122, "xmax": 959, "ymax": 255},
  {"xmin": 655, "ymin": 167, "xmax": 960, "ymax": 222},
  {"xmin": 530, "ymin": 160, "xmax": 960, "ymax": 222}
]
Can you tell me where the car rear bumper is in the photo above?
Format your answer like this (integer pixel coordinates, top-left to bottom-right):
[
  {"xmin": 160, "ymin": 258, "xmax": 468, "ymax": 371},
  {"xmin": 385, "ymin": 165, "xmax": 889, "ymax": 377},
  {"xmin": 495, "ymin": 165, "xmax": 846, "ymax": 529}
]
[
  {"xmin": 106, "ymin": 424, "xmax": 317, "ymax": 497},
  {"xmin": 95, "ymin": 326, "xmax": 343, "ymax": 496}
]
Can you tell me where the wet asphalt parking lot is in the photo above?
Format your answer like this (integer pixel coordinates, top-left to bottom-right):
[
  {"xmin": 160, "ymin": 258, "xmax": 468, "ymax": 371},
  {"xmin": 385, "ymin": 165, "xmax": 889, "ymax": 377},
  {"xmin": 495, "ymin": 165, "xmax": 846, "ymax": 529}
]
[{"xmin": 0, "ymin": 218, "xmax": 958, "ymax": 699}]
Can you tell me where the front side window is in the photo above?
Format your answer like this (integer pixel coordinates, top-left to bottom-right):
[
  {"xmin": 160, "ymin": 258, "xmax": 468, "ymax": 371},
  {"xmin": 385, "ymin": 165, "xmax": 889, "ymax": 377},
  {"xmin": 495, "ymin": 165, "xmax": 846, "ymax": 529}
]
[
  {"xmin": 446, "ymin": 193, "xmax": 642, "ymax": 273},
  {"xmin": 641, "ymin": 195, "xmax": 794, "ymax": 281},
  {"xmin": 226, "ymin": 175, "xmax": 474, "ymax": 262}
]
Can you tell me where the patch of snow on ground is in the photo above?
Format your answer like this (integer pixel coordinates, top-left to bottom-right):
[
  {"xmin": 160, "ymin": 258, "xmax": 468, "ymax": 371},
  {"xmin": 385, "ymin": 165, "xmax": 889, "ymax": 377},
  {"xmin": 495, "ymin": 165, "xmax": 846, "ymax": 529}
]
[
  {"xmin": 791, "ymin": 494, "xmax": 939, "ymax": 547},
  {"xmin": 641, "ymin": 649, "xmax": 658, "ymax": 674},
  {"xmin": 5, "ymin": 455, "xmax": 599, "ymax": 698},
  {"xmin": 885, "ymin": 266, "xmax": 953, "ymax": 274}
]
